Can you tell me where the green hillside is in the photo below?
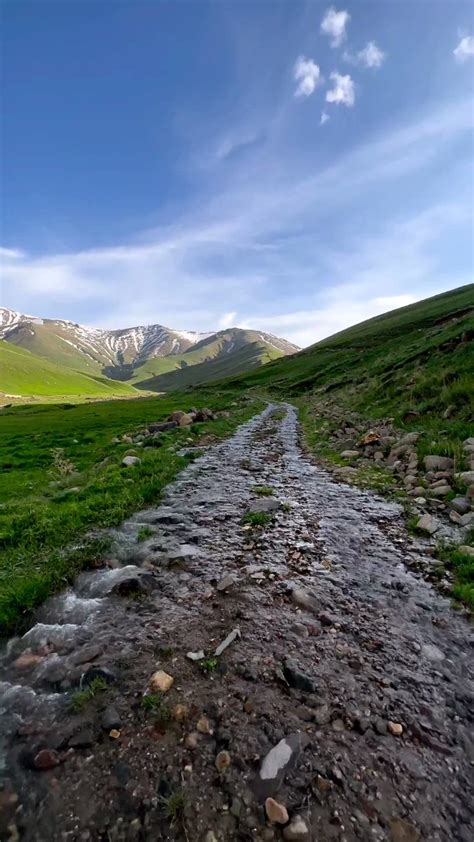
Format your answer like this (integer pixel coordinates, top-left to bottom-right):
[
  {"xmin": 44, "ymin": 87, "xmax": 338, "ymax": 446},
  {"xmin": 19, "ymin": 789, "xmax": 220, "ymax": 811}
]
[
  {"xmin": 0, "ymin": 341, "xmax": 137, "ymax": 400},
  {"xmin": 137, "ymin": 340, "xmax": 282, "ymax": 391},
  {"xmin": 227, "ymin": 284, "xmax": 474, "ymax": 426},
  {"xmin": 5, "ymin": 322, "xmax": 107, "ymax": 375}
]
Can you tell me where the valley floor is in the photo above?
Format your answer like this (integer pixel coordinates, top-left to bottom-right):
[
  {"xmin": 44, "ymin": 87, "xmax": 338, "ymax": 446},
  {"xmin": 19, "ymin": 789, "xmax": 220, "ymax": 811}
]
[{"xmin": 0, "ymin": 405, "xmax": 473, "ymax": 841}]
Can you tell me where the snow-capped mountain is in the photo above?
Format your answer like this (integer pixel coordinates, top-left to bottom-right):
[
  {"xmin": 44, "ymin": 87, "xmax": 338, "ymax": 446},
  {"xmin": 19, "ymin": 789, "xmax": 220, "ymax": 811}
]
[
  {"xmin": 0, "ymin": 308, "xmax": 214, "ymax": 366},
  {"xmin": 0, "ymin": 308, "xmax": 298, "ymax": 385}
]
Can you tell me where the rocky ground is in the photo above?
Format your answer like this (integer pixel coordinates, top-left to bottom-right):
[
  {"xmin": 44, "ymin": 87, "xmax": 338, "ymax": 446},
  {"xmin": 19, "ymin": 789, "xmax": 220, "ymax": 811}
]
[
  {"xmin": 314, "ymin": 407, "xmax": 474, "ymax": 539},
  {"xmin": 0, "ymin": 404, "xmax": 473, "ymax": 842}
]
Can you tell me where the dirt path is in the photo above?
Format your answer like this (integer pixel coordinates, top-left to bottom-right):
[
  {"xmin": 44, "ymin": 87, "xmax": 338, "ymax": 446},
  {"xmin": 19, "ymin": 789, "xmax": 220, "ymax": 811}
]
[{"xmin": 1, "ymin": 404, "xmax": 473, "ymax": 842}]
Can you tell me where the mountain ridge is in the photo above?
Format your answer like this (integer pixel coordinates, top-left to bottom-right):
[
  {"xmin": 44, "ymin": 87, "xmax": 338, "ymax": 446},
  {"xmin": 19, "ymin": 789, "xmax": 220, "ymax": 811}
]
[{"xmin": 0, "ymin": 307, "xmax": 299, "ymax": 395}]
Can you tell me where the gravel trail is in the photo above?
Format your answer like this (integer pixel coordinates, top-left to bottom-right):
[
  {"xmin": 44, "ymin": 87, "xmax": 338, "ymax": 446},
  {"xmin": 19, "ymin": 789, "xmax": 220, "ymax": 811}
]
[{"xmin": 0, "ymin": 404, "xmax": 472, "ymax": 842}]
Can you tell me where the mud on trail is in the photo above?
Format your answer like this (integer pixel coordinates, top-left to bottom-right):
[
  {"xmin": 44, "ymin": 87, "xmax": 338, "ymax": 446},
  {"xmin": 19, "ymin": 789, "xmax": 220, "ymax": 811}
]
[{"xmin": 0, "ymin": 405, "xmax": 473, "ymax": 842}]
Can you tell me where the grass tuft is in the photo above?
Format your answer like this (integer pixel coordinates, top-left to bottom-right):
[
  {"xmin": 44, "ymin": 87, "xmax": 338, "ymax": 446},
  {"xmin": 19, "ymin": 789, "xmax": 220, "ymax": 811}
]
[
  {"xmin": 158, "ymin": 788, "xmax": 187, "ymax": 826},
  {"xmin": 70, "ymin": 676, "xmax": 108, "ymax": 712},
  {"xmin": 242, "ymin": 511, "xmax": 273, "ymax": 527},
  {"xmin": 253, "ymin": 485, "xmax": 274, "ymax": 496},
  {"xmin": 137, "ymin": 526, "xmax": 154, "ymax": 542}
]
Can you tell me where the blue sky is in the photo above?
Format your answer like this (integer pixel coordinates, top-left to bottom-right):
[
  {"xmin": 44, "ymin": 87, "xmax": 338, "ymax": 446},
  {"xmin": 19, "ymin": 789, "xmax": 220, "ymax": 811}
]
[{"xmin": 1, "ymin": 0, "xmax": 473, "ymax": 346}]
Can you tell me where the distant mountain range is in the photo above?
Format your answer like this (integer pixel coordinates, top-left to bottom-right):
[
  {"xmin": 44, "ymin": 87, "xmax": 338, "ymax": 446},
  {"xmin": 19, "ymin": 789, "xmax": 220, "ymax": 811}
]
[{"xmin": 0, "ymin": 308, "xmax": 298, "ymax": 398}]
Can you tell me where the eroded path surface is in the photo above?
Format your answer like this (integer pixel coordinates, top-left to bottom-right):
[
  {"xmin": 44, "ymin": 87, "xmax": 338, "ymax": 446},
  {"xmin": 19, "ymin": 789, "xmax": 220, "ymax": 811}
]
[{"xmin": 1, "ymin": 405, "xmax": 473, "ymax": 842}]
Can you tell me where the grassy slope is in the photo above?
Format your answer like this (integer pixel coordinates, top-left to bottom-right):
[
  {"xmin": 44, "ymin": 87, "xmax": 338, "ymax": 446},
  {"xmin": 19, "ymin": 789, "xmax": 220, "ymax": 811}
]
[
  {"xmin": 137, "ymin": 341, "xmax": 283, "ymax": 391},
  {"xmin": 0, "ymin": 341, "xmax": 136, "ymax": 398},
  {"xmin": 0, "ymin": 391, "xmax": 261, "ymax": 633},
  {"xmin": 5, "ymin": 323, "xmax": 107, "ymax": 375},
  {"xmin": 229, "ymin": 285, "xmax": 474, "ymax": 429}
]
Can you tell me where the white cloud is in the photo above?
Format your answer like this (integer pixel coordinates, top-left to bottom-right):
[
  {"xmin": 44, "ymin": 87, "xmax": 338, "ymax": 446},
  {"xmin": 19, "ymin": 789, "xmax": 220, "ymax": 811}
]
[
  {"xmin": 454, "ymin": 35, "xmax": 474, "ymax": 62},
  {"xmin": 345, "ymin": 41, "xmax": 386, "ymax": 68},
  {"xmin": 321, "ymin": 7, "xmax": 350, "ymax": 48},
  {"xmin": 326, "ymin": 72, "xmax": 355, "ymax": 106},
  {"xmin": 0, "ymin": 246, "xmax": 24, "ymax": 259},
  {"xmin": 320, "ymin": 111, "xmax": 330, "ymax": 125},
  {"xmin": 293, "ymin": 56, "xmax": 322, "ymax": 97},
  {"xmin": 218, "ymin": 311, "xmax": 237, "ymax": 329}
]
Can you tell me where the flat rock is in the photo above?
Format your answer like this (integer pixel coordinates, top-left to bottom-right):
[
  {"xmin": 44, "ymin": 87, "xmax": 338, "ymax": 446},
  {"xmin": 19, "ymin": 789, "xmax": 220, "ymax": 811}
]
[
  {"xmin": 291, "ymin": 588, "xmax": 319, "ymax": 614},
  {"xmin": 450, "ymin": 497, "xmax": 471, "ymax": 515},
  {"xmin": 389, "ymin": 817, "xmax": 421, "ymax": 842},
  {"xmin": 217, "ymin": 575, "xmax": 237, "ymax": 592},
  {"xmin": 422, "ymin": 643, "xmax": 445, "ymax": 662},
  {"xmin": 265, "ymin": 798, "xmax": 289, "ymax": 824},
  {"xmin": 424, "ymin": 455, "xmax": 454, "ymax": 471},
  {"xmin": 416, "ymin": 514, "xmax": 439, "ymax": 535},
  {"xmin": 283, "ymin": 658, "xmax": 317, "ymax": 693},
  {"xmin": 248, "ymin": 498, "xmax": 280, "ymax": 513},
  {"xmin": 340, "ymin": 450, "xmax": 359, "ymax": 459},
  {"xmin": 255, "ymin": 733, "xmax": 308, "ymax": 798},
  {"xmin": 283, "ymin": 817, "xmax": 311, "ymax": 841},
  {"xmin": 67, "ymin": 727, "xmax": 96, "ymax": 748},
  {"xmin": 429, "ymin": 485, "xmax": 451, "ymax": 497}
]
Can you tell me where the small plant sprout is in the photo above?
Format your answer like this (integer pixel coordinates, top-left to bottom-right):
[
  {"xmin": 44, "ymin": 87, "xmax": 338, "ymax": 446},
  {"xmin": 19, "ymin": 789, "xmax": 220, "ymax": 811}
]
[{"xmin": 242, "ymin": 511, "xmax": 273, "ymax": 527}]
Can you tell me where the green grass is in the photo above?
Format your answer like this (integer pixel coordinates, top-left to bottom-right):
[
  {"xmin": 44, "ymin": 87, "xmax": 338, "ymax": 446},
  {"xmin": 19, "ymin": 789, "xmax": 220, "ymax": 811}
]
[
  {"xmin": 436, "ymin": 541, "xmax": 474, "ymax": 609},
  {"xmin": 253, "ymin": 484, "xmax": 274, "ymax": 496},
  {"xmin": 141, "ymin": 693, "xmax": 172, "ymax": 725},
  {"xmin": 0, "ymin": 340, "xmax": 137, "ymax": 399},
  {"xmin": 242, "ymin": 511, "xmax": 274, "ymax": 527},
  {"xmin": 0, "ymin": 390, "xmax": 263, "ymax": 634},
  {"xmin": 70, "ymin": 676, "xmax": 109, "ymax": 712}
]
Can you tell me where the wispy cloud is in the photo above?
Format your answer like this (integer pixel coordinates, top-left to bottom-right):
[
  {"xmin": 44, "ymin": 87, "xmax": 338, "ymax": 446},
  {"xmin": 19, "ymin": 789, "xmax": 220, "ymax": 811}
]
[
  {"xmin": 454, "ymin": 35, "xmax": 474, "ymax": 62},
  {"xmin": 326, "ymin": 72, "xmax": 355, "ymax": 106},
  {"xmin": 320, "ymin": 111, "xmax": 330, "ymax": 126},
  {"xmin": 344, "ymin": 41, "xmax": 386, "ymax": 69},
  {"xmin": 320, "ymin": 7, "xmax": 350, "ymax": 48},
  {"xmin": 1, "ymin": 98, "xmax": 472, "ymax": 343},
  {"xmin": 293, "ymin": 56, "xmax": 322, "ymax": 98},
  {"xmin": 218, "ymin": 311, "xmax": 237, "ymax": 329}
]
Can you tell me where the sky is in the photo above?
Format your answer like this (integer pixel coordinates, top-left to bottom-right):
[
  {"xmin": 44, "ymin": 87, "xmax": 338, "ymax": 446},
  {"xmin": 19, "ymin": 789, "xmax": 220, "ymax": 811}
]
[{"xmin": 1, "ymin": 0, "xmax": 473, "ymax": 348}]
